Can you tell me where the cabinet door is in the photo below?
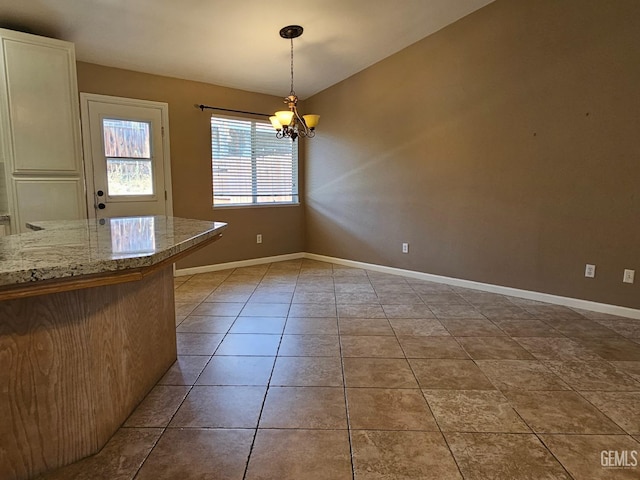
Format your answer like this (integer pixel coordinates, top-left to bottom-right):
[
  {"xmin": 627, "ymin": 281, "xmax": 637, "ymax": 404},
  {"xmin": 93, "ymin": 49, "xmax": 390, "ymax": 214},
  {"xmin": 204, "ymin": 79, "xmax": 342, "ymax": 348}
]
[
  {"xmin": 13, "ymin": 178, "xmax": 85, "ymax": 232},
  {"xmin": 1, "ymin": 34, "xmax": 82, "ymax": 174}
]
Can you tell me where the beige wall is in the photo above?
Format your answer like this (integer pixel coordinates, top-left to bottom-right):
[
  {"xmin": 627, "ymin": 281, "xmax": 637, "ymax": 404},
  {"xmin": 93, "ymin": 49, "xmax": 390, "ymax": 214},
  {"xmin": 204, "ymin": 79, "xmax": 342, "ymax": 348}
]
[
  {"xmin": 77, "ymin": 0, "xmax": 640, "ymax": 309},
  {"xmin": 76, "ymin": 63, "xmax": 305, "ymax": 268},
  {"xmin": 305, "ymin": 0, "xmax": 640, "ymax": 309}
]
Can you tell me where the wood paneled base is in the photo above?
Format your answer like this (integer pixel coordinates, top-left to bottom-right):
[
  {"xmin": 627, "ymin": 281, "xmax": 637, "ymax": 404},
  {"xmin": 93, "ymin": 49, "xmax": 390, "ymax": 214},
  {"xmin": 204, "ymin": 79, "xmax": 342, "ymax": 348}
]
[{"xmin": 0, "ymin": 265, "xmax": 176, "ymax": 480}]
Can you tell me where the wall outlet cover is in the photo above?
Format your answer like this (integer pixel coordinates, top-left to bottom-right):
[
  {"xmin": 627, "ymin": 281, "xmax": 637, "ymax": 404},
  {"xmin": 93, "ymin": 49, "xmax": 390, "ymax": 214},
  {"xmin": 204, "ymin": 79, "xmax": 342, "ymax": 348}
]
[
  {"xmin": 585, "ymin": 264, "xmax": 596, "ymax": 278},
  {"xmin": 623, "ymin": 269, "xmax": 635, "ymax": 284}
]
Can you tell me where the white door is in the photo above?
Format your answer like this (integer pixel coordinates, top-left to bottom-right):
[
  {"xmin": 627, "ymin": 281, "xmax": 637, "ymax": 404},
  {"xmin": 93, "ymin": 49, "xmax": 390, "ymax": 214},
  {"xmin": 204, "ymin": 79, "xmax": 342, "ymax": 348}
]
[{"xmin": 81, "ymin": 94, "xmax": 172, "ymax": 218}]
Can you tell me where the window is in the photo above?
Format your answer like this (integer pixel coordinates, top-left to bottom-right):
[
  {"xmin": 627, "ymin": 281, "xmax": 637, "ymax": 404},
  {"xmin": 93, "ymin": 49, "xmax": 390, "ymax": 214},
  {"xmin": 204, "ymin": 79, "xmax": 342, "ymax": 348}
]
[{"xmin": 211, "ymin": 115, "xmax": 298, "ymax": 206}]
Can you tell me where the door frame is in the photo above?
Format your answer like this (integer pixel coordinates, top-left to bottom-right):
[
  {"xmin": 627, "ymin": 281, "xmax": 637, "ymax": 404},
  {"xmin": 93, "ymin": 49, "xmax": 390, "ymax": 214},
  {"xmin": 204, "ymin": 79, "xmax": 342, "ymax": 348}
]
[{"xmin": 79, "ymin": 93, "xmax": 173, "ymax": 218}]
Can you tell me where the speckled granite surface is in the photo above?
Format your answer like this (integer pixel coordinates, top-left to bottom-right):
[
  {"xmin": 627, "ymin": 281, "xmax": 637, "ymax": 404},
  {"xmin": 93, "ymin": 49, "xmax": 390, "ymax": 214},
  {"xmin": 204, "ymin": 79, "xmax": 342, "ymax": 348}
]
[{"xmin": 0, "ymin": 216, "xmax": 227, "ymax": 287}]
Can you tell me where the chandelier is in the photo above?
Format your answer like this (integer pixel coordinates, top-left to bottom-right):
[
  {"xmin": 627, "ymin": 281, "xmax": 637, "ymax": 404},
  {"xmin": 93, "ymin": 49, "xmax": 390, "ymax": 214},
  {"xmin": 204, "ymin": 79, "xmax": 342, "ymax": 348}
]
[{"xmin": 269, "ymin": 25, "xmax": 319, "ymax": 141}]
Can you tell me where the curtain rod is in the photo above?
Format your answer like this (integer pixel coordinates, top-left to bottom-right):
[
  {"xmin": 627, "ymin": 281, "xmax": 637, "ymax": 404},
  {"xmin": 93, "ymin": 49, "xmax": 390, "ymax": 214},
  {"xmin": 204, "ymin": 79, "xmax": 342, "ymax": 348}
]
[{"xmin": 197, "ymin": 104, "xmax": 271, "ymax": 118}]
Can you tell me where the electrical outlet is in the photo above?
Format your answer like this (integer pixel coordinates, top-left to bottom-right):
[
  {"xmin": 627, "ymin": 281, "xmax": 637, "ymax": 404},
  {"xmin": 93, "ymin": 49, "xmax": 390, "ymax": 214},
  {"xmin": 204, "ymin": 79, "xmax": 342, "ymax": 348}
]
[
  {"xmin": 585, "ymin": 264, "xmax": 596, "ymax": 278},
  {"xmin": 623, "ymin": 269, "xmax": 635, "ymax": 284},
  {"xmin": 402, "ymin": 243, "xmax": 409, "ymax": 254},
  {"xmin": 256, "ymin": 234, "xmax": 262, "ymax": 244}
]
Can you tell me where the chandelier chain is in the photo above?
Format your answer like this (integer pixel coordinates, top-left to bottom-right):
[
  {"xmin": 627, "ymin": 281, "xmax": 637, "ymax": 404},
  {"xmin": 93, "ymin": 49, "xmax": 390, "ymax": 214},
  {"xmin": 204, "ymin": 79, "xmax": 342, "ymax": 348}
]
[{"xmin": 290, "ymin": 38, "xmax": 295, "ymax": 96}]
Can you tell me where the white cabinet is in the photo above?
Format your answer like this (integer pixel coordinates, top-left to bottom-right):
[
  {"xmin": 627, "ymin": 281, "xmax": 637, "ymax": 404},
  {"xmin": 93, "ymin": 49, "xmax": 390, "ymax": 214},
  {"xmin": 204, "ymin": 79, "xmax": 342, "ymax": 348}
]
[{"xmin": 0, "ymin": 29, "xmax": 87, "ymax": 233}]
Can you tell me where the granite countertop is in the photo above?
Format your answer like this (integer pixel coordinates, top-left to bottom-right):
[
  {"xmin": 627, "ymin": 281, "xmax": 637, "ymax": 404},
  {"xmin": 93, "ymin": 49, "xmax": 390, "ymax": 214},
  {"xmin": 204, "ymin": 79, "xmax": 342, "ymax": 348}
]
[{"xmin": 0, "ymin": 216, "xmax": 227, "ymax": 287}]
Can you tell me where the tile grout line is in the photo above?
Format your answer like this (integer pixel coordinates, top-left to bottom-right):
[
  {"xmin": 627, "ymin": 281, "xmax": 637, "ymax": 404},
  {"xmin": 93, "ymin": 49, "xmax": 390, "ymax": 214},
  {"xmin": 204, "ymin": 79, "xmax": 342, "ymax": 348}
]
[
  {"xmin": 130, "ymin": 426, "xmax": 167, "ymax": 480},
  {"xmin": 572, "ymin": 388, "xmax": 637, "ymax": 436},
  {"xmin": 241, "ymin": 262, "xmax": 299, "ymax": 480},
  {"xmin": 335, "ymin": 266, "xmax": 357, "ymax": 480},
  {"xmin": 137, "ymin": 265, "xmax": 264, "ymax": 480},
  {"xmin": 534, "ymin": 433, "xmax": 578, "ymax": 479}
]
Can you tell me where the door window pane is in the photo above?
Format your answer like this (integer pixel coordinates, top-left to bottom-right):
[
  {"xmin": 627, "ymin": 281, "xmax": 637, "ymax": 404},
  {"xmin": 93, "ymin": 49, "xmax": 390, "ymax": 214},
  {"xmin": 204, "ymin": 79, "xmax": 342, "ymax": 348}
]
[
  {"xmin": 102, "ymin": 119, "xmax": 153, "ymax": 196},
  {"xmin": 103, "ymin": 119, "xmax": 150, "ymax": 158}
]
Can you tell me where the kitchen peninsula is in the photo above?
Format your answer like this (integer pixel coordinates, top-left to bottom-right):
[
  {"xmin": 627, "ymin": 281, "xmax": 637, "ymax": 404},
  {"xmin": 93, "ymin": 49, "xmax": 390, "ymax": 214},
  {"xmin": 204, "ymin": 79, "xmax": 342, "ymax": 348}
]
[{"xmin": 0, "ymin": 216, "xmax": 227, "ymax": 480}]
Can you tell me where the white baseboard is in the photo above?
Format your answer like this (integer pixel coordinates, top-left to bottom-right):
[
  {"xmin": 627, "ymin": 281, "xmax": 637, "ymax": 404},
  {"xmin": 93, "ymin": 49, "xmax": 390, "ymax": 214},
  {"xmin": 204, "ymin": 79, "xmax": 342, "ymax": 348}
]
[
  {"xmin": 176, "ymin": 251, "xmax": 640, "ymax": 320},
  {"xmin": 305, "ymin": 253, "xmax": 640, "ymax": 320},
  {"xmin": 174, "ymin": 252, "xmax": 305, "ymax": 276}
]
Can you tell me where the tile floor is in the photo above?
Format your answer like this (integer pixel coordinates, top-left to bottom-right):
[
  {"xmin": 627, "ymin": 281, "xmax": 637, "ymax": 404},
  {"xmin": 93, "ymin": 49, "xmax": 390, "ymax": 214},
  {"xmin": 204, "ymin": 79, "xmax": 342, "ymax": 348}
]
[{"xmin": 40, "ymin": 259, "xmax": 640, "ymax": 479}]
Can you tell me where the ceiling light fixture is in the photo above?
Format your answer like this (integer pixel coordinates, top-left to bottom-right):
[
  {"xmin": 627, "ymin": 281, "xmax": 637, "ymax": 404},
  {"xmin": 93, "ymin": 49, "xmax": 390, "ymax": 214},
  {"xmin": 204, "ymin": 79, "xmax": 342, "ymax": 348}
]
[{"xmin": 270, "ymin": 25, "xmax": 319, "ymax": 141}]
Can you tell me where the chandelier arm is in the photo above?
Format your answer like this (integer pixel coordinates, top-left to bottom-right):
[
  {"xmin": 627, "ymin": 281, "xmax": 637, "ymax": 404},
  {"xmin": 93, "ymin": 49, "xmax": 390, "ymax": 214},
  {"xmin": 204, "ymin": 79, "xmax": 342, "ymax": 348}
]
[{"xmin": 293, "ymin": 108, "xmax": 310, "ymax": 137}]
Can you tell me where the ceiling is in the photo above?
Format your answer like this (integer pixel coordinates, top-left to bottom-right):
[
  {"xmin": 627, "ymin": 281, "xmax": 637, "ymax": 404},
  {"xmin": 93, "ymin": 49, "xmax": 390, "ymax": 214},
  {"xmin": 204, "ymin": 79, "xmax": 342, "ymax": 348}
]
[{"xmin": 0, "ymin": 0, "xmax": 494, "ymax": 99}]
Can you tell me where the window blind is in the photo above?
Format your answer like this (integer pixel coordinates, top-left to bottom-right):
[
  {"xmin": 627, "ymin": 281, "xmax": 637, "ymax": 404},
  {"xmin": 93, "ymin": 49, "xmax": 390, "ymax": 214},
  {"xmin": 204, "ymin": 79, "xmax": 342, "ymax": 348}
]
[{"xmin": 211, "ymin": 115, "xmax": 298, "ymax": 206}]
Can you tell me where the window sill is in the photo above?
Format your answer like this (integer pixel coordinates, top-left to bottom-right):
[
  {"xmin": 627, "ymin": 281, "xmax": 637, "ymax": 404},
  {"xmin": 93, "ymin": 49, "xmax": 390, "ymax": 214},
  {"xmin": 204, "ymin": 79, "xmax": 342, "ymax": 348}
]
[{"xmin": 212, "ymin": 202, "xmax": 301, "ymax": 210}]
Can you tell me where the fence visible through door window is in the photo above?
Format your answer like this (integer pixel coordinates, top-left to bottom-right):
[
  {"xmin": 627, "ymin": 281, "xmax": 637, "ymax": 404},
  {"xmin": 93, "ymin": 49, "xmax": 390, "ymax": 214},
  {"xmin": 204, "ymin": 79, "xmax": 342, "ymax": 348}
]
[
  {"xmin": 211, "ymin": 115, "xmax": 298, "ymax": 206},
  {"xmin": 103, "ymin": 118, "xmax": 153, "ymax": 196}
]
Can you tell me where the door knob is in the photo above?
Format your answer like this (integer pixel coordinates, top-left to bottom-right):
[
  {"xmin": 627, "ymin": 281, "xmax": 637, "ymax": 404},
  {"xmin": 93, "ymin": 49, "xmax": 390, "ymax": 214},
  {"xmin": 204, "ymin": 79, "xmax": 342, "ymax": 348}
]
[
  {"xmin": 97, "ymin": 190, "xmax": 104, "ymax": 197},
  {"xmin": 98, "ymin": 203, "xmax": 106, "ymax": 209}
]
